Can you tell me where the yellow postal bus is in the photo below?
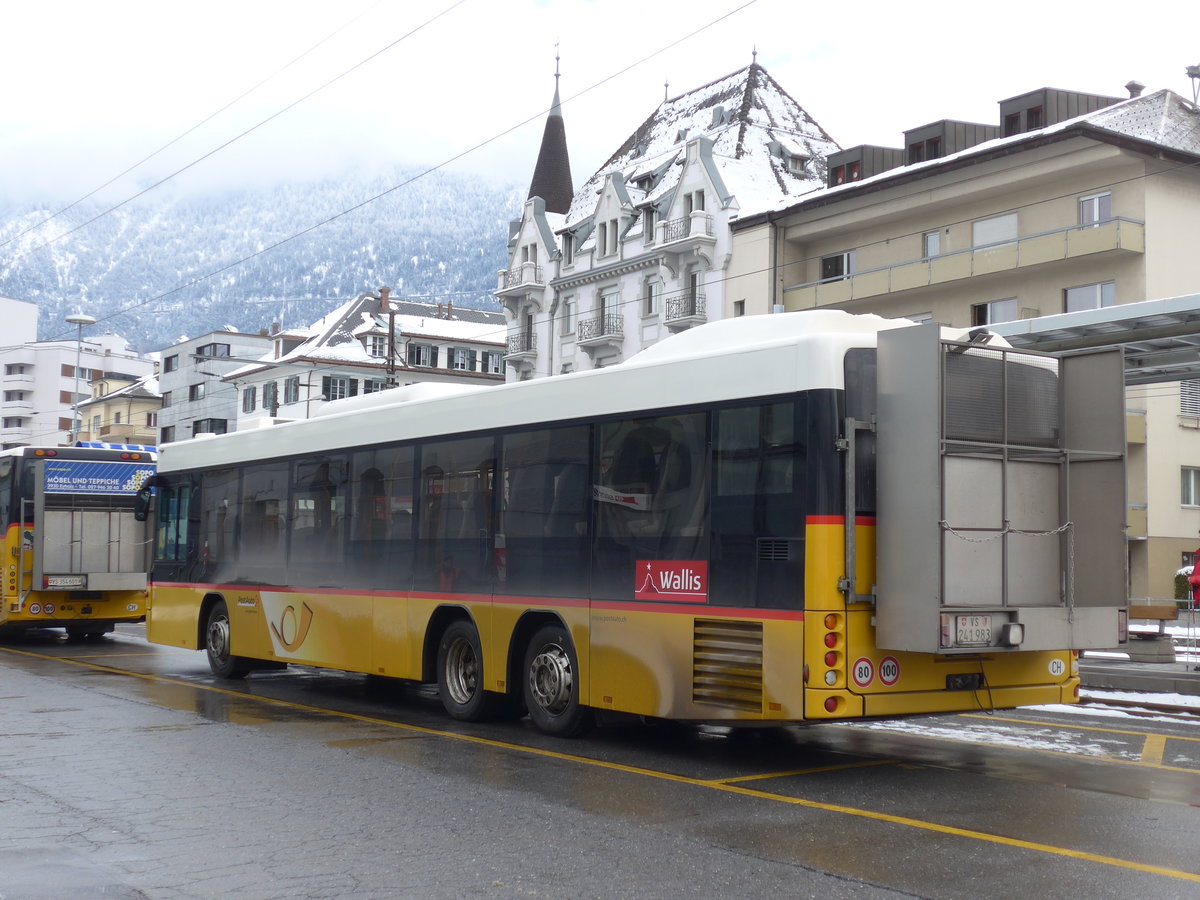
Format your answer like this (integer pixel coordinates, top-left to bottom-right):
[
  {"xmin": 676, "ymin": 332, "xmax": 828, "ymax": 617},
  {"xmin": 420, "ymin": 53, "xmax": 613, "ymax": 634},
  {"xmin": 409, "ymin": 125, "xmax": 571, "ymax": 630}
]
[
  {"xmin": 142, "ymin": 312, "xmax": 1127, "ymax": 735},
  {"xmin": 2, "ymin": 445, "xmax": 155, "ymax": 637}
]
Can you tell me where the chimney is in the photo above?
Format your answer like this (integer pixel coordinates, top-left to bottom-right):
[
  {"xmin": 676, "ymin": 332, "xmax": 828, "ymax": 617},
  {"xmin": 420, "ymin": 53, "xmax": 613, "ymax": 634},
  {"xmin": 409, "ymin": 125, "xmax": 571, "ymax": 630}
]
[
  {"xmin": 258, "ymin": 328, "xmax": 268, "ymax": 336},
  {"xmin": 447, "ymin": 300, "xmax": 454, "ymax": 318},
  {"xmin": 271, "ymin": 322, "xmax": 280, "ymax": 333},
  {"xmin": 378, "ymin": 285, "xmax": 392, "ymax": 312},
  {"xmin": 1125, "ymin": 80, "xmax": 1145, "ymax": 98}
]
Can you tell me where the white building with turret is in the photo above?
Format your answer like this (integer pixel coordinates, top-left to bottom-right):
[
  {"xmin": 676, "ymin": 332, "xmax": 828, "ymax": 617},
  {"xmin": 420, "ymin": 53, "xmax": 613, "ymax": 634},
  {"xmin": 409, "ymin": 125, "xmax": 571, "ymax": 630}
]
[{"xmin": 497, "ymin": 60, "xmax": 839, "ymax": 380}]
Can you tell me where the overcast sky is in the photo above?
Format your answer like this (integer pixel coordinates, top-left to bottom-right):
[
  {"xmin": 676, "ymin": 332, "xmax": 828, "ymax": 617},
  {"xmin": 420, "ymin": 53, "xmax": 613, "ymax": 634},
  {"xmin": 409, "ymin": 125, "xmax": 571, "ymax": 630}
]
[{"xmin": 3, "ymin": 0, "xmax": 1198, "ymax": 204}]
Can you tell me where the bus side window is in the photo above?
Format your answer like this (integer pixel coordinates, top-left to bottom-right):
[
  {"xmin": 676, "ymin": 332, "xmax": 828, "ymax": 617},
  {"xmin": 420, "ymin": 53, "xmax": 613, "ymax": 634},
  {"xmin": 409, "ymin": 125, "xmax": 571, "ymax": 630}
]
[
  {"xmin": 348, "ymin": 445, "xmax": 415, "ymax": 591},
  {"xmin": 499, "ymin": 425, "xmax": 589, "ymax": 597},
  {"xmin": 198, "ymin": 468, "xmax": 239, "ymax": 582}
]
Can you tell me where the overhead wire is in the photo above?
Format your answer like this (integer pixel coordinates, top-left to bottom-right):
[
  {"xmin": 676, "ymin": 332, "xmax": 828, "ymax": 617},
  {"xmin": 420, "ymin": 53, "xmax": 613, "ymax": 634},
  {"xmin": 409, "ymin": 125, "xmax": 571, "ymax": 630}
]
[
  {"xmin": 39, "ymin": 0, "xmax": 760, "ymax": 341},
  {"xmin": 14, "ymin": 0, "xmax": 468, "ymax": 268},
  {"xmin": 0, "ymin": 0, "xmax": 389, "ymax": 254}
]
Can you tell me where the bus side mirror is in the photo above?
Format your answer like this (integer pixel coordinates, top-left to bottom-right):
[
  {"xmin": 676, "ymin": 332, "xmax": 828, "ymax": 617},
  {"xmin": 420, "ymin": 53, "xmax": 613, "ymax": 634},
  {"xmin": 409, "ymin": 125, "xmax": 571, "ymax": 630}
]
[{"xmin": 134, "ymin": 475, "xmax": 160, "ymax": 522}]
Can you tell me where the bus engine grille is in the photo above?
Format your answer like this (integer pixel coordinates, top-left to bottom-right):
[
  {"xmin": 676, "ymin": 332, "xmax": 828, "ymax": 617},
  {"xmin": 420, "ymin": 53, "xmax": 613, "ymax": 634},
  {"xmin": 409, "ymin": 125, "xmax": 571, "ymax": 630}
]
[{"xmin": 692, "ymin": 619, "xmax": 764, "ymax": 712}]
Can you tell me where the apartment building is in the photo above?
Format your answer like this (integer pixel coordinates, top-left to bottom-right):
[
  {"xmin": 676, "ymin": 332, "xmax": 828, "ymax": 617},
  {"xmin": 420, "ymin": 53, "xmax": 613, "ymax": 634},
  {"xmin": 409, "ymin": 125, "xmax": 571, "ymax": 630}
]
[
  {"xmin": 0, "ymin": 296, "xmax": 154, "ymax": 448},
  {"xmin": 156, "ymin": 330, "xmax": 273, "ymax": 443},
  {"xmin": 227, "ymin": 289, "xmax": 505, "ymax": 427},
  {"xmin": 76, "ymin": 372, "xmax": 160, "ymax": 446},
  {"xmin": 730, "ymin": 83, "xmax": 1200, "ymax": 599},
  {"xmin": 499, "ymin": 60, "xmax": 838, "ymax": 379}
]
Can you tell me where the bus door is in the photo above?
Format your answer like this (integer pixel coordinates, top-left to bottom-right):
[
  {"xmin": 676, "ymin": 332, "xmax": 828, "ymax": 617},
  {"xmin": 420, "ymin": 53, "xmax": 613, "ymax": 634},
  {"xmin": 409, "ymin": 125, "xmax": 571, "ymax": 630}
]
[{"xmin": 30, "ymin": 456, "xmax": 154, "ymax": 595}]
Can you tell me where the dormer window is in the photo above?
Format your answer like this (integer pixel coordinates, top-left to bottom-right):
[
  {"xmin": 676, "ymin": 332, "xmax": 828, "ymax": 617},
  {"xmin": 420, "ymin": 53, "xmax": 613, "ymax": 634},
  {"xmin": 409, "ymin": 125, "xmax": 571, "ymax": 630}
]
[
  {"xmin": 634, "ymin": 175, "xmax": 654, "ymax": 191},
  {"xmin": 562, "ymin": 233, "xmax": 574, "ymax": 265},
  {"xmin": 683, "ymin": 190, "xmax": 705, "ymax": 214},
  {"xmin": 787, "ymin": 154, "xmax": 809, "ymax": 175},
  {"xmin": 366, "ymin": 334, "xmax": 388, "ymax": 358},
  {"xmin": 675, "ymin": 127, "xmax": 689, "ymax": 143}
]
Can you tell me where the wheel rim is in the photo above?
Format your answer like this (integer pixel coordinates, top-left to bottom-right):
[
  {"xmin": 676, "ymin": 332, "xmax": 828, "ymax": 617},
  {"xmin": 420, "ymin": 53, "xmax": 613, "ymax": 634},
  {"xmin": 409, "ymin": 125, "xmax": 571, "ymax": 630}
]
[
  {"xmin": 527, "ymin": 641, "xmax": 573, "ymax": 716},
  {"xmin": 444, "ymin": 635, "xmax": 479, "ymax": 705},
  {"xmin": 207, "ymin": 613, "xmax": 231, "ymax": 663}
]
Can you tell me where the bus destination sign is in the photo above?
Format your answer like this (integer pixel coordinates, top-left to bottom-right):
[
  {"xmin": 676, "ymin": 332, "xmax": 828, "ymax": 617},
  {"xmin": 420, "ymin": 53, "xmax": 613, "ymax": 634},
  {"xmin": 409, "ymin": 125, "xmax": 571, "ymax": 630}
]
[{"xmin": 43, "ymin": 460, "xmax": 155, "ymax": 496}]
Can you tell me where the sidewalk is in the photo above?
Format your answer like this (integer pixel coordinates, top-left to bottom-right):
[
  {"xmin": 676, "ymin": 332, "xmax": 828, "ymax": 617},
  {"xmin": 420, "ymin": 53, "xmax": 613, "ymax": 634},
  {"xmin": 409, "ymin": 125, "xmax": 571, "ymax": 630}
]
[{"xmin": 1079, "ymin": 654, "xmax": 1200, "ymax": 697}]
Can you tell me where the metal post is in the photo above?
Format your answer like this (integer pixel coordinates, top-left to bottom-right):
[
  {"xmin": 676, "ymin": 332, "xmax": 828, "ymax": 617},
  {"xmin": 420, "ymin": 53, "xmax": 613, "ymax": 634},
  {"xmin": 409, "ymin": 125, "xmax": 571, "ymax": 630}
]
[{"xmin": 64, "ymin": 313, "xmax": 95, "ymax": 444}]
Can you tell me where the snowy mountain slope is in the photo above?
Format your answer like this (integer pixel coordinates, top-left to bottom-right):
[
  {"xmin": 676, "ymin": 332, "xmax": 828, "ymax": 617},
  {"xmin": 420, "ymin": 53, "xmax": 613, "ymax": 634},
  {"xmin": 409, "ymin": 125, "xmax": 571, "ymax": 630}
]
[{"xmin": 0, "ymin": 166, "xmax": 520, "ymax": 351}]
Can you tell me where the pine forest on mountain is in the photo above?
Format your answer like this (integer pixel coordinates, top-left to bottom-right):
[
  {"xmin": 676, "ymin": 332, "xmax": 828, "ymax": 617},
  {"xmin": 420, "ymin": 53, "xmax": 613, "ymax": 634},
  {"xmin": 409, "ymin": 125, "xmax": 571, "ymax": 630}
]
[{"xmin": 0, "ymin": 167, "xmax": 521, "ymax": 352}]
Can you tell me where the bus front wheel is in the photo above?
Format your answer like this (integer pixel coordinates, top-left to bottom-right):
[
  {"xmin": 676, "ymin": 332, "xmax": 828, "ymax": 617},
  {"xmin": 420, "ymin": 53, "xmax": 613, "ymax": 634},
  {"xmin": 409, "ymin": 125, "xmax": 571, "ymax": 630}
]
[
  {"xmin": 437, "ymin": 619, "xmax": 497, "ymax": 721},
  {"xmin": 205, "ymin": 599, "xmax": 251, "ymax": 679},
  {"xmin": 522, "ymin": 624, "xmax": 591, "ymax": 737}
]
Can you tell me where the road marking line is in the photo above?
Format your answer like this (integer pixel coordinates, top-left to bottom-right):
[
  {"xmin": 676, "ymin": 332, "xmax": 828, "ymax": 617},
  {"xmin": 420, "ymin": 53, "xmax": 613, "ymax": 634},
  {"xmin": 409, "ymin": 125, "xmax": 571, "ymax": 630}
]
[
  {"xmin": 1141, "ymin": 733, "xmax": 1167, "ymax": 765},
  {"xmin": 718, "ymin": 760, "xmax": 897, "ymax": 783},
  {"xmin": 3, "ymin": 644, "xmax": 1198, "ymax": 885},
  {"xmin": 832, "ymin": 720, "xmax": 1200, "ymax": 774},
  {"xmin": 963, "ymin": 712, "xmax": 1200, "ymax": 743}
]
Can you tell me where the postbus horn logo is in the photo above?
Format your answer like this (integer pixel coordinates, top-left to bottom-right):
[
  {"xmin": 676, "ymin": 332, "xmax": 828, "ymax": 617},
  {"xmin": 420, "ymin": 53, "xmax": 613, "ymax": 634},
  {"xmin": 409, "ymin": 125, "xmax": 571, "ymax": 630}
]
[{"xmin": 270, "ymin": 602, "xmax": 314, "ymax": 652}]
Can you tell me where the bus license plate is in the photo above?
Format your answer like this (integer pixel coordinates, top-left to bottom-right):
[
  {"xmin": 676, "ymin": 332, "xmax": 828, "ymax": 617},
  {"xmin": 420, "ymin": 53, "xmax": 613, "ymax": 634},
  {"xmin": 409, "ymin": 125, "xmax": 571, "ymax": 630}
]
[{"xmin": 956, "ymin": 615, "xmax": 992, "ymax": 645}]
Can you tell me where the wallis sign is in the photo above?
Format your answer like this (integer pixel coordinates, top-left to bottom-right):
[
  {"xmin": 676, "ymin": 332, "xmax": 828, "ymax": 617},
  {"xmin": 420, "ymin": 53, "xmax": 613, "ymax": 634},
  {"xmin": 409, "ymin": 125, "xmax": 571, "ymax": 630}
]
[{"xmin": 634, "ymin": 560, "xmax": 709, "ymax": 603}]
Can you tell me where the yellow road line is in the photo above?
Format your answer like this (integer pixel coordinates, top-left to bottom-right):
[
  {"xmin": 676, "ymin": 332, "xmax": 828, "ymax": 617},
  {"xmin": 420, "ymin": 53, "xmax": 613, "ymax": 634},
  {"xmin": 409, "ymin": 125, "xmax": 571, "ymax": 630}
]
[
  {"xmin": 1142, "ymin": 733, "xmax": 1168, "ymax": 765},
  {"xmin": 964, "ymin": 712, "xmax": 1200, "ymax": 744},
  {"xmin": 838, "ymin": 719, "xmax": 1200, "ymax": 774},
  {"xmin": 718, "ymin": 759, "xmax": 897, "ymax": 784},
  {"xmin": 3, "ymin": 644, "xmax": 1198, "ymax": 885}
]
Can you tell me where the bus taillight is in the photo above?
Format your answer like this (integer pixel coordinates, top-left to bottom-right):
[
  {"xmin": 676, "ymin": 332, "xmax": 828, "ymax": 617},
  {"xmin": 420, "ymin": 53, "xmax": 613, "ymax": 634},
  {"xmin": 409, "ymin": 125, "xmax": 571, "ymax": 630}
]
[{"xmin": 822, "ymin": 613, "xmax": 845, "ymax": 686}]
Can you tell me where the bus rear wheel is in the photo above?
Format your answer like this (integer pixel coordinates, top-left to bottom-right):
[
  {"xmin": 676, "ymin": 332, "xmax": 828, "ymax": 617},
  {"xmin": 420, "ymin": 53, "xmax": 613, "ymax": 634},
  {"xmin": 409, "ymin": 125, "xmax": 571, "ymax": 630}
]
[
  {"xmin": 437, "ymin": 619, "xmax": 499, "ymax": 721},
  {"xmin": 205, "ymin": 599, "xmax": 251, "ymax": 679},
  {"xmin": 522, "ymin": 624, "xmax": 591, "ymax": 737}
]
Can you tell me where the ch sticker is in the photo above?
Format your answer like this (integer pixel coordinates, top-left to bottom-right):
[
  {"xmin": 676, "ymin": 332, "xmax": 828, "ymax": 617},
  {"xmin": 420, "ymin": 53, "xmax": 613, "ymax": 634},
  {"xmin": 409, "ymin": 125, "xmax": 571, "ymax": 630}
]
[{"xmin": 270, "ymin": 602, "xmax": 314, "ymax": 652}]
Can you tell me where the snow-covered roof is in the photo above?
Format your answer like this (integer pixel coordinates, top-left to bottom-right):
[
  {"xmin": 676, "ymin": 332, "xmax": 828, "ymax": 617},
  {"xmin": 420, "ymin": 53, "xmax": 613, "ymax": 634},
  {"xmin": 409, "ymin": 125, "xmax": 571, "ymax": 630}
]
[
  {"xmin": 564, "ymin": 63, "xmax": 839, "ymax": 225},
  {"xmin": 742, "ymin": 88, "xmax": 1200, "ymax": 220},
  {"xmin": 77, "ymin": 373, "xmax": 160, "ymax": 408},
  {"xmin": 224, "ymin": 294, "xmax": 506, "ymax": 379}
]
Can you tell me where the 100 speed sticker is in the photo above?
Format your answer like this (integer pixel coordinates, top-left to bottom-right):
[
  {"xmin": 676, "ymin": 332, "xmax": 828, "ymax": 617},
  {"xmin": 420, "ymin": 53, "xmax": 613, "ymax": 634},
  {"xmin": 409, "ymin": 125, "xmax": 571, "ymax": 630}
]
[{"xmin": 852, "ymin": 657, "xmax": 902, "ymax": 687}]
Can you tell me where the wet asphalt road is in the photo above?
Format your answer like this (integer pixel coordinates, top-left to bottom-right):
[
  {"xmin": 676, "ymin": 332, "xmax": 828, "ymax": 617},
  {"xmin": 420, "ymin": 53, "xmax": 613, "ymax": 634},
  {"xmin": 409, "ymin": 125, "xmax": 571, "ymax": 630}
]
[{"xmin": 1, "ymin": 624, "xmax": 1198, "ymax": 900}]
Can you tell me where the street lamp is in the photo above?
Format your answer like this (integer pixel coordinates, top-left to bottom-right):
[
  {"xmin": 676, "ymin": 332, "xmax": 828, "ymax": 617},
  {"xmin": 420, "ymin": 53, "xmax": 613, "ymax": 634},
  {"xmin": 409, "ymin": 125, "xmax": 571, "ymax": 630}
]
[{"xmin": 64, "ymin": 313, "xmax": 95, "ymax": 444}]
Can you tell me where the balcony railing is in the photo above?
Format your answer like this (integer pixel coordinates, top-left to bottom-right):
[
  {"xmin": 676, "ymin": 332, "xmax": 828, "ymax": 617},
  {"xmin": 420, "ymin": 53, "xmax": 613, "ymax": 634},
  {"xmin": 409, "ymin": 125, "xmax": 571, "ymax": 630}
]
[
  {"xmin": 500, "ymin": 262, "xmax": 545, "ymax": 290},
  {"xmin": 665, "ymin": 291, "xmax": 706, "ymax": 323},
  {"xmin": 577, "ymin": 313, "xmax": 624, "ymax": 342},
  {"xmin": 783, "ymin": 217, "xmax": 1145, "ymax": 308},
  {"xmin": 664, "ymin": 213, "xmax": 714, "ymax": 243},
  {"xmin": 506, "ymin": 331, "xmax": 536, "ymax": 355}
]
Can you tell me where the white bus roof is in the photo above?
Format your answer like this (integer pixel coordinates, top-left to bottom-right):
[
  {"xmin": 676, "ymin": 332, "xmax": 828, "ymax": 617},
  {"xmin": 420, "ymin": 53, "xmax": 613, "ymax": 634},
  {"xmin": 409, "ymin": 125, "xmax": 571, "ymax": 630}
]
[{"xmin": 157, "ymin": 311, "xmax": 972, "ymax": 473}]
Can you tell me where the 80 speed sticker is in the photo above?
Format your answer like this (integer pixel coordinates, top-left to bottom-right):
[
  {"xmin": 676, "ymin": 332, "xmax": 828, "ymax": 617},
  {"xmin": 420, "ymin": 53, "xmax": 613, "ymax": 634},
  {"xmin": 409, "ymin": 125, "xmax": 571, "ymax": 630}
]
[
  {"xmin": 852, "ymin": 658, "xmax": 874, "ymax": 687},
  {"xmin": 852, "ymin": 657, "xmax": 902, "ymax": 688}
]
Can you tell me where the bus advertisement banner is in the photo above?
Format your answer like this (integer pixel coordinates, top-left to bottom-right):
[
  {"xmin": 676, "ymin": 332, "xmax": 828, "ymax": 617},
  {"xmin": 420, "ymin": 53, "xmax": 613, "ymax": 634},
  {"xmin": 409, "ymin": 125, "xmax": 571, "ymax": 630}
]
[{"xmin": 43, "ymin": 460, "xmax": 156, "ymax": 496}]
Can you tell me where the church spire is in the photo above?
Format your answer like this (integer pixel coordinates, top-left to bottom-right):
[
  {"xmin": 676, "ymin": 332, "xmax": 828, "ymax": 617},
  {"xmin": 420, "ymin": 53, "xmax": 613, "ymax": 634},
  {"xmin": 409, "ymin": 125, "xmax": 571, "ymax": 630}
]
[{"xmin": 527, "ymin": 50, "xmax": 574, "ymax": 215}]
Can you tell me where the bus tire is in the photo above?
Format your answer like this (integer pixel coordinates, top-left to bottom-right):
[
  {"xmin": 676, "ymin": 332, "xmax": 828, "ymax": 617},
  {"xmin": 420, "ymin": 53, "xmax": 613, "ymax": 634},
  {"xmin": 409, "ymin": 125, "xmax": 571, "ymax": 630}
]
[
  {"xmin": 205, "ymin": 599, "xmax": 251, "ymax": 679},
  {"xmin": 522, "ymin": 624, "xmax": 591, "ymax": 738},
  {"xmin": 437, "ymin": 619, "xmax": 497, "ymax": 721}
]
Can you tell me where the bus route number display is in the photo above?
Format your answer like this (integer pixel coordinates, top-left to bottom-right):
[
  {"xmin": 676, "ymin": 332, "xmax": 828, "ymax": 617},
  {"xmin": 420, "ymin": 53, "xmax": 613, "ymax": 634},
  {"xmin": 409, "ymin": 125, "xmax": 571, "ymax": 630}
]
[{"xmin": 43, "ymin": 460, "xmax": 155, "ymax": 496}]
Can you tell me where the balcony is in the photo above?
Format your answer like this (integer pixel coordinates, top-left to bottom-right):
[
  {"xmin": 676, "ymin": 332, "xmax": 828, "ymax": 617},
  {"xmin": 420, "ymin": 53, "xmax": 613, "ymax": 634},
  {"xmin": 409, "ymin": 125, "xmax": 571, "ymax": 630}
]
[
  {"xmin": 505, "ymin": 330, "xmax": 537, "ymax": 359},
  {"xmin": 664, "ymin": 291, "xmax": 706, "ymax": 331},
  {"xmin": 658, "ymin": 213, "xmax": 717, "ymax": 271},
  {"xmin": 496, "ymin": 262, "xmax": 547, "ymax": 317},
  {"xmin": 2, "ymin": 374, "xmax": 35, "ymax": 390},
  {"xmin": 576, "ymin": 313, "xmax": 624, "ymax": 352},
  {"xmin": 0, "ymin": 423, "xmax": 33, "ymax": 444},
  {"xmin": 783, "ymin": 218, "xmax": 1145, "ymax": 309}
]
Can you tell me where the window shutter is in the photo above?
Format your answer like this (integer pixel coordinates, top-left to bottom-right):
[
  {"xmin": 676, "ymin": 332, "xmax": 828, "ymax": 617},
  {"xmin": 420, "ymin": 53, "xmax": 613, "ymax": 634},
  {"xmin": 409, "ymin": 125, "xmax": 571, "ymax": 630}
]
[
  {"xmin": 321, "ymin": 376, "xmax": 332, "ymax": 398},
  {"xmin": 431, "ymin": 346, "xmax": 439, "ymax": 368},
  {"xmin": 407, "ymin": 344, "xmax": 417, "ymax": 365},
  {"xmin": 348, "ymin": 379, "xmax": 359, "ymax": 397}
]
